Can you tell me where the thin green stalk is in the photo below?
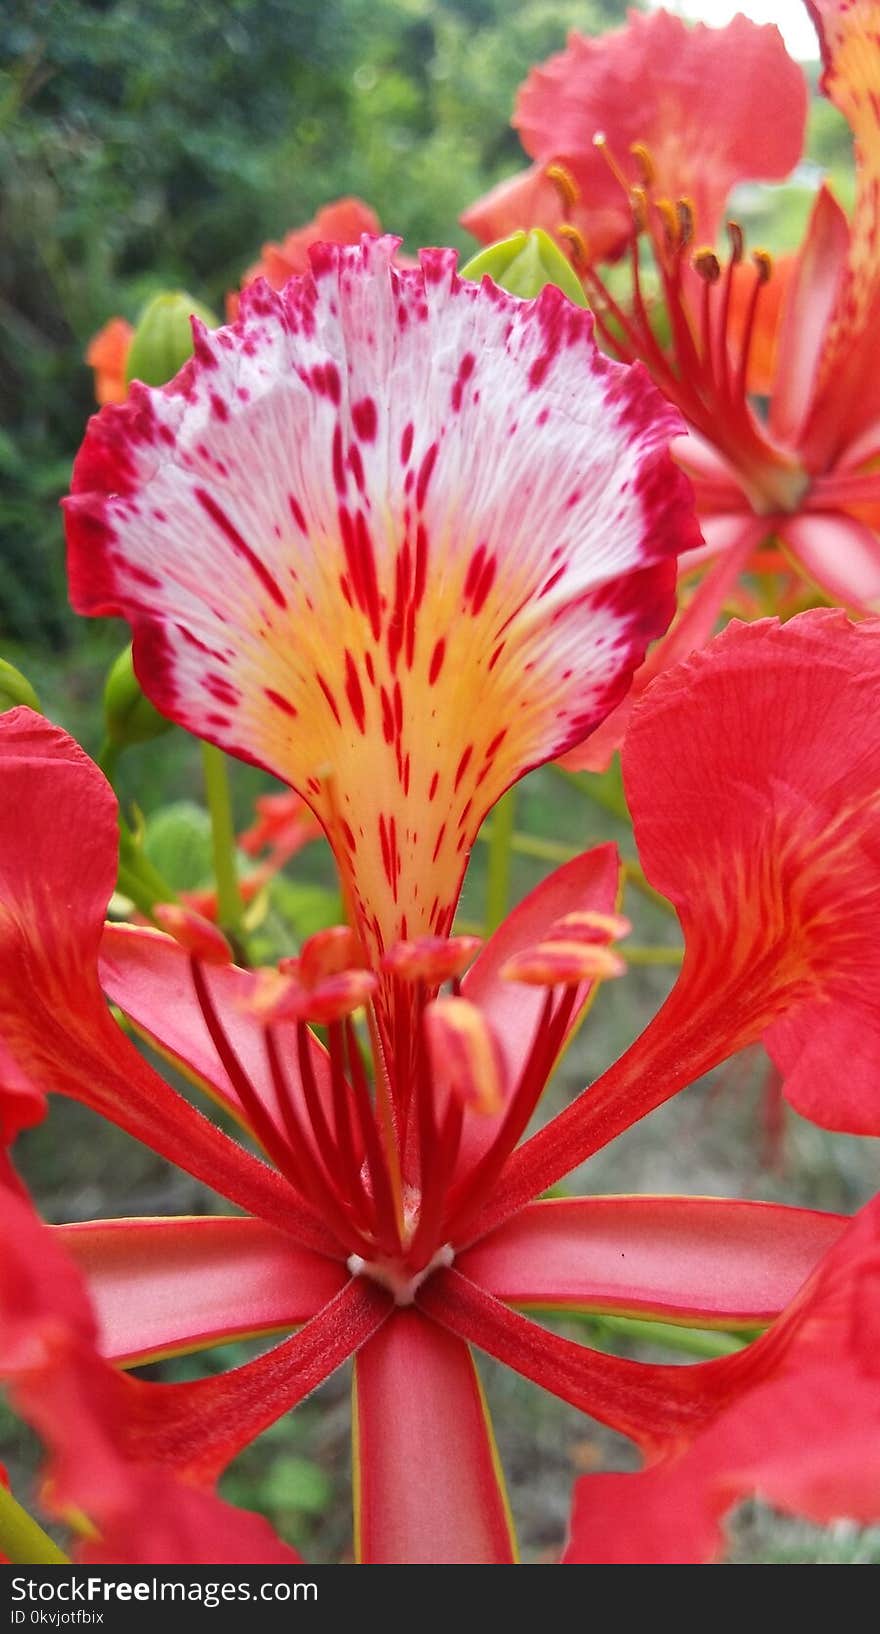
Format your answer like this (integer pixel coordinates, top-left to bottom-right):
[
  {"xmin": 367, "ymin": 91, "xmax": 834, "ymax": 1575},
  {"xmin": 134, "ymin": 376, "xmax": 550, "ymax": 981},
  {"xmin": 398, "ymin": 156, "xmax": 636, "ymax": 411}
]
[
  {"xmin": 201, "ymin": 741, "xmax": 243, "ymax": 938},
  {"xmin": 624, "ymin": 944, "xmax": 683, "ymax": 967},
  {"xmin": 584, "ymin": 1312, "xmax": 750, "ymax": 1360},
  {"xmin": 484, "ymin": 788, "xmax": 517, "ymax": 933},
  {"xmin": 0, "ymin": 1483, "xmax": 69, "ymax": 1564},
  {"xmin": 622, "ymin": 858, "xmax": 677, "ymax": 915}
]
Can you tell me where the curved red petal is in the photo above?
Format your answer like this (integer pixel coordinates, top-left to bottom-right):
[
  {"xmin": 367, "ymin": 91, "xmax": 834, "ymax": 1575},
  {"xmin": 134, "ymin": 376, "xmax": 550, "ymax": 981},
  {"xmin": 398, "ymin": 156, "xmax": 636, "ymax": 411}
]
[
  {"xmin": 512, "ymin": 12, "xmax": 806, "ymax": 255},
  {"xmin": 0, "ymin": 1185, "xmax": 301, "ymax": 1564},
  {"xmin": 0, "ymin": 712, "xmax": 327, "ymax": 1244},
  {"xmin": 458, "ymin": 1196, "xmax": 847, "ymax": 1327},
  {"xmin": 354, "ymin": 1307, "xmax": 516, "ymax": 1563},
  {"xmin": 119, "ymin": 1277, "xmax": 391, "ymax": 1484},
  {"xmin": 564, "ymin": 1190, "xmax": 880, "ymax": 1563},
  {"xmin": 57, "ymin": 1215, "xmax": 348, "ymax": 1365}
]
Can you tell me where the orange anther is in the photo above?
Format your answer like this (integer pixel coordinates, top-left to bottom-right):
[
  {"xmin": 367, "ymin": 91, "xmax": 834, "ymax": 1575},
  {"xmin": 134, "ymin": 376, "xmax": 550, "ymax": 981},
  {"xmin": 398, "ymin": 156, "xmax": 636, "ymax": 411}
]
[{"xmin": 546, "ymin": 163, "xmax": 581, "ymax": 212}]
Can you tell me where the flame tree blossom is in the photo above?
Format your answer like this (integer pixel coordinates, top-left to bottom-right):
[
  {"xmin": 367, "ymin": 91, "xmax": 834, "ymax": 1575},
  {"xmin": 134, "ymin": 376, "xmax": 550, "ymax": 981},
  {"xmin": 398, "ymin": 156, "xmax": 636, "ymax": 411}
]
[
  {"xmin": 466, "ymin": 2, "xmax": 880, "ymax": 764},
  {"xmin": 2, "ymin": 608, "xmax": 877, "ymax": 1560}
]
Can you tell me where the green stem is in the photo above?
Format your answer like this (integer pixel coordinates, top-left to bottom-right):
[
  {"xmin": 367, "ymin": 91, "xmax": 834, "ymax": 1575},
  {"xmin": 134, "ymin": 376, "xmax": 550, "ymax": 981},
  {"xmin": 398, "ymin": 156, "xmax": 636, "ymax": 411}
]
[
  {"xmin": 96, "ymin": 736, "xmax": 121, "ymax": 786},
  {"xmin": 0, "ymin": 1483, "xmax": 69, "ymax": 1564},
  {"xmin": 584, "ymin": 1312, "xmax": 750, "ymax": 1359},
  {"xmin": 622, "ymin": 858, "xmax": 677, "ymax": 915},
  {"xmin": 624, "ymin": 944, "xmax": 683, "ymax": 966},
  {"xmin": 484, "ymin": 788, "xmax": 517, "ymax": 933},
  {"xmin": 201, "ymin": 741, "xmax": 243, "ymax": 938}
]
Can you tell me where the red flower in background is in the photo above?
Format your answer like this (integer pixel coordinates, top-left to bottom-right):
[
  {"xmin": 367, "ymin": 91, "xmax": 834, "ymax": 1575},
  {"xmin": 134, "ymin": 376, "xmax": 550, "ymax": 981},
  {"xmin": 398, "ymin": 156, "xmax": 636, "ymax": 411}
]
[
  {"xmin": 85, "ymin": 318, "xmax": 134, "ymax": 407},
  {"xmin": 466, "ymin": 2, "xmax": 880, "ymax": 767},
  {"xmin": 225, "ymin": 197, "xmax": 387, "ymax": 319},
  {"xmin": 462, "ymin": 12, "xmax": 805, "ymax": 268}
]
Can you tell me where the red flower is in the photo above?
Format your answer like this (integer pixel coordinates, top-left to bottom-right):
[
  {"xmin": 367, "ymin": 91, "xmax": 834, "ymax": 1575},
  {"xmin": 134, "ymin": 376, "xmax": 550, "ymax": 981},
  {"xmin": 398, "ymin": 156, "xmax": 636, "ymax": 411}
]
[
  {"xmin": 462, "ymin": 12, "xmax": 805, "ymax": 266},
  {"xmin": 226, "ymin": 197, "xmax": 387, "ymax": 320},
  {"xmin": 565, "ymin": 1190, "xmax": 880, "ymax": 1563},
  {"xmin": 2, "ymin": 607, "xmax": 876, "ymax": 1560},
  {"xmin": 85, "ymin": 318, "xmax": 134, "ymax": 407},
  {"xmin": 466, "ymin": 3, "xmax": 880, "ymax": 767},
  {"xmin": 0, "ymin": 1177, "xmax": 302, "ymax": 1564}
]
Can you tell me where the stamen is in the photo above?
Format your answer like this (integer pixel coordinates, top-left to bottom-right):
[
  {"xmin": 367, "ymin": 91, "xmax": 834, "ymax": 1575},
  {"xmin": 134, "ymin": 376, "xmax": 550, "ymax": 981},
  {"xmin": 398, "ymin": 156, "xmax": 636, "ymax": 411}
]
[
  {"xmin": 557, "ymin": 222, "xmax": 590, "ymax": 269},
  {"xmin": 735, "ymin": 249, "xmax": 774, "ymax": 401},
  {"xmin": 188, "ymin": 954, "xmax": 315, "ymax": 1201},
  {"xmin": 629, "ymin": 141, "xmax": 656, "ymax": 189},
  {"xmin": 592, "ymin": 131, "xmax": 631, "ymax": 195},
  {"xmin": 677, "ymin": 198, "xmax": 695, "ymax": 248},
  {"xmin": 693, "ymin": 248, "xmax": 722, "ymax": 283},
  {"xmin": 382, "ymin": 934, "xmax": 482, "ymax": 986},
  {"xmin": 654, "ymin": 198, "xmax": 680, "ymax": 253},
  {"xmin": 344, "ymin": 1018, "xmax": 403, "ymax": 1255},
  {"xmin": 154, "ymin": 904, "xmax": 231, "ymax": 965},
  {"xmin": 546, "ymin": 162, "xmax": 581, "ymax": 211}
]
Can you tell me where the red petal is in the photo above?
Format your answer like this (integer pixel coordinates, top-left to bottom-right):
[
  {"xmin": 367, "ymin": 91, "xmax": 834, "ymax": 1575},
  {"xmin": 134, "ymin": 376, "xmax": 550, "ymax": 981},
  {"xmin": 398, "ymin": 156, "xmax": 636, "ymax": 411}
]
[
  {"xmin": 417, "ymin": 1267, "xmax": 742, "ymax": 1454},
  {"xmin": 99, "ymin": 923, "xmax": 341, "ymax": 1150},
  {"xmin": 779, "ymin": 510, "xmax": 880, "ymax": 612},
  {"xmin": 120, "ymin": 1277, "xmax": 391, "ymax": 1483},
  {"xmin": 57, "ymin": 1215, "xmax": 348, "ymax": 1365},
  {"xmin": 473, "ymin": 612, "xmax": 880, "ymax": 1236},
  {"xmin": 769, "ymin": 184, "xmax": 850, "ymax": 446},
  {"xmin": 0, "ymin": 712, "xmax": 329, "ymax": 1245},
  {"xmin": 354, "ymin": 1307, "xmax": 516, "ymax": 1563},
  {"xmin": 458, "ymin": 1196, "xmax": 847, "ymax": 1327},
  {"xmin": 511, "ymin": 12, "xmax": 806, "ymax": 256},
  {"xmin": 564, "ymin": 1192, "xmax": 880, "ymax": 1563},
  {"xmin": 456, "ymin": 844, "xmax": 620, "ymax": 1173},
  {"xmin": 0, "ymin": 1185, "xmax": 302, "ymax": 1564}
]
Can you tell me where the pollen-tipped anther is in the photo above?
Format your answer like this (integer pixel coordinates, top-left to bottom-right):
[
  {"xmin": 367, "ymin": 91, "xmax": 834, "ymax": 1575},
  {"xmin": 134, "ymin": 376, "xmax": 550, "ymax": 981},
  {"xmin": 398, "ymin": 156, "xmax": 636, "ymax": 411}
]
[
  {"xmin": 546, "ymin": 162, "xmax": 581, "ymax": 211},
  {"xmin": 153, "ymin": 904, "xmax": 232, "ymax": 965}
]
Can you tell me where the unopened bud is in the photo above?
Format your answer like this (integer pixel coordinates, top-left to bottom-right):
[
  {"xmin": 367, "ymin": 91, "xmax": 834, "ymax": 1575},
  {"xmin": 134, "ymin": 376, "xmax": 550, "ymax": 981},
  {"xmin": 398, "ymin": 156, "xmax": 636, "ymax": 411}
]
[
  {"xmin": 103, "ymin": 644, "xmax": 173, "ymax": 749},
  {"xmin": 0, "ymin": 657, "xmax": 40, "ymax": 714},
  {"xmin": 126, "ymin": 291, "xmax": 219, "ymax": 388},
  {"xmin": 461, "ymin": 230, "xmax": 588, "ymax": 308}
]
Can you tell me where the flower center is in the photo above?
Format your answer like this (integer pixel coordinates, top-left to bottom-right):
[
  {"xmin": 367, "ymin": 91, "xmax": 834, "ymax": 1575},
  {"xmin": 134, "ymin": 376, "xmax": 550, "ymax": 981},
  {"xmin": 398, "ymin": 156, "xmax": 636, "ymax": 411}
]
[{"xmin": 346, "ymin": 1243, "xmax": 455, "ymax": 1306}]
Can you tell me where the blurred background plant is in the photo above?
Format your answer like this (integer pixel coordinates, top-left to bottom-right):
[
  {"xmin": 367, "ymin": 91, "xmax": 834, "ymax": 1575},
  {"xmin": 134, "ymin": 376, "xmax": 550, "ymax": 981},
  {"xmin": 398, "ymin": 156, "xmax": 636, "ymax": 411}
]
[{"xmin": 0, "ymin": 0, "xmax": 874, "ymax": 1565}]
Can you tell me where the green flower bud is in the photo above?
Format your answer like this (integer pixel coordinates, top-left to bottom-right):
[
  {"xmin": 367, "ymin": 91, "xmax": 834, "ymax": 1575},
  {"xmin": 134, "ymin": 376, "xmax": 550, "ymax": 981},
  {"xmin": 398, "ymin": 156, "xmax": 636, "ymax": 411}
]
[
  {"xmin": 126, "ymin": 291, "xmax": 219, "ymax": 388},
  {"xmin": 103, "ymin": 644, "xmax": 173, "ymax": 749},
  {"xmin": 460, "ymin": 229, "xmax": 588, "ymax": 308},
  {"xmin": 0, "ymin": 657, "xmax": 40, "ymax": 713}
]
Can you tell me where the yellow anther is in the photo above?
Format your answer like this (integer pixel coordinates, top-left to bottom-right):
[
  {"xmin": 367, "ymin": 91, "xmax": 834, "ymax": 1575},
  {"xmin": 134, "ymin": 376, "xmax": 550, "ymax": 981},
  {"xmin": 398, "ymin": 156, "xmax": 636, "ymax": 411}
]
[
  {"xmin": 677, "ymin": 197, "xmax": 695, "ymax": 248},
  {"xmin": 692, "ymin": 247, "xmax": 722, "ymax": 284},
  {"xmin": 629, "ymin": 141, "xmax": 656, "ymax": 189},
  {"xmin": 546, "ymin": 162, "xmax": 580, "ymax": 212},
  {"xmin": 557, "ymin": 222, "xmax": 590, "ymax": 268},
  {"xmin": 727, "ymin": 220, "xmax": 745, "ymax": 263},
  {"xmin": 630, "ymin": 185, "xmax": 649, "ymax": 233},
  {"xmin": 654, "ymin": 198, "xmax": 680, "ymax": 249},
  {"xmin": 752, "ymin": 248, "xmax": 774, "ymax": 284}
]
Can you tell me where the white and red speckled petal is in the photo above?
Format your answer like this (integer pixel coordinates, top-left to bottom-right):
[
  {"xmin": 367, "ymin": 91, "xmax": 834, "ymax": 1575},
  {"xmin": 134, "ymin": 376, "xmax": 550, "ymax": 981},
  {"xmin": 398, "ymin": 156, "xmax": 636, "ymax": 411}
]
[{"xmin": 65, "ymin": 237, "xmax": 697, "ymax": 957}]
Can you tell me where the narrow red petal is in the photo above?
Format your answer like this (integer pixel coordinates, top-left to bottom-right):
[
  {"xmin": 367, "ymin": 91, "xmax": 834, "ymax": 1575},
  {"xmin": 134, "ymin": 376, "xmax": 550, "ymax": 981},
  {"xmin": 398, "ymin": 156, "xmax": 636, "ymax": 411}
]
[
  {"xmin": 354, "ymin": 1307, "xmax": 516, "ymax": 1563},
  {"xmin": 458, "ymin": 1196, "xmax": 847, "ymax": 1327},
  {"xmin": 57, "ymin": 1215, "xmax": 349, "ymax": 1365},
  {"xmin": 121, "ymin": 1277, "xmax": 391, "ymax": 1484}
]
